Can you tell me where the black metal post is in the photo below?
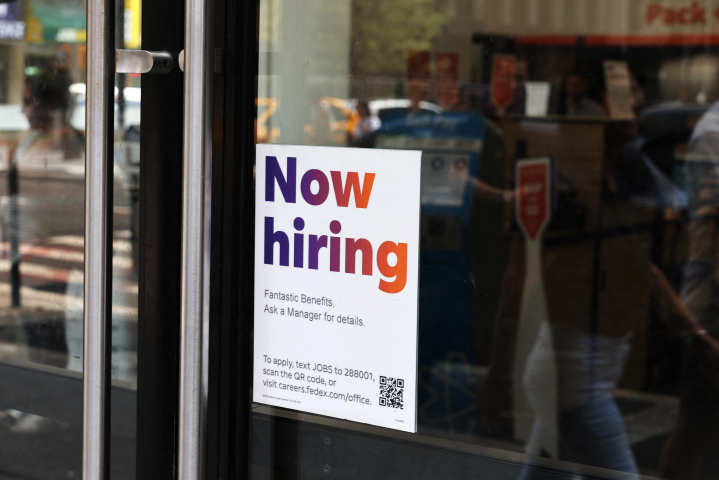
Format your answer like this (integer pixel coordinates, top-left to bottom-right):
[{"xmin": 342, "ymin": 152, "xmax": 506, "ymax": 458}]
[
  {"xmin": 135, "ymin": 0, "xmax": 184, "ymax": 476},
  {"xmin": 8, "ymin": 161, "xmax": 19, "ymax": 307}
]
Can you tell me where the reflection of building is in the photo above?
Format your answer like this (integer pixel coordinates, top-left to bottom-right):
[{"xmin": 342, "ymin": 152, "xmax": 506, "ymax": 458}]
[
  {"xmin": 448, "ymin": 0, "xmax": 719, "ymax": 104},
  {"xmin": 461, "ymin": 0, "xmax": 719, "ymax": 40},
  {"xmin": 257, "ymin": 0, "xmax": 352, "ymax": 145}
]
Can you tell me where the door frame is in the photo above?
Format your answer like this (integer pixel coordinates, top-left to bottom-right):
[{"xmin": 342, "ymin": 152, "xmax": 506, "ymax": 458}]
[
  {"xmin": 137, "ymin": 0, "xmax": 260, "ymax": 477},
  {"xmin": 135, "ymin": 0, "xmax": 185, "ymax": 477},
  {"xmin": 203, "ymin": 0, "xmax": 260, "ymax": 478}
]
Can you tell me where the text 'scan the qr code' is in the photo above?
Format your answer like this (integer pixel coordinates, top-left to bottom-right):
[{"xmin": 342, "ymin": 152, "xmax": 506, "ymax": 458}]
[{"xmin": 379, "ymin": 376, "xmax": 404, "ymax": 409}]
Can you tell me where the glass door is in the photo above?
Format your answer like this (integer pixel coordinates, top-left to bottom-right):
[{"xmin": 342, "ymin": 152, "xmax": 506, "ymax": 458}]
[
  {"xmin": 0, "ymin": 0, "xmax": 188, "ymax": 478},
  {"xmin": 0, "ymin": 0, "xmax": 135, "ymax": 477}
]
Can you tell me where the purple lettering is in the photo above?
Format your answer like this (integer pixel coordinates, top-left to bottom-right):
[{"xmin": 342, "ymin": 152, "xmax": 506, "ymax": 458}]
[
  {"xmin": 263, "ymin": 217, "xmax": 289, "ymax": 266},
  {"xmin": 265, "ymin": 156, "xmax": 296, "ymax": 203}
]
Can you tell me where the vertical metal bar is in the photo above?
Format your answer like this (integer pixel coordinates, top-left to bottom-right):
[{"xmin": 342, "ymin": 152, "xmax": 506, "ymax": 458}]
[
  {"xmin": 179, "ymin": 0, "xmax": 211, "ymax": 475},
  {"xmin": 84, "ymin": 0, "xmax": 113, "ymax": 478},
  {"xmin": 115, "ymin": 0, "xmax": 126, "ymax": 130},
  {"xmin": 8, "ymin": 161, "xmax": 19, "ymax": 307}
]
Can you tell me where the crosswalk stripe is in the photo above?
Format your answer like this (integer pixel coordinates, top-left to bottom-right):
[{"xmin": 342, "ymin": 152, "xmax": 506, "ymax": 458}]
[
  {"xmin": 0, "ymin": 259, "xmax": 138, "ymax": 294},
  {"xmin": 46, "ymin": 235, "xmax": 133, "ymax": 253},
  {"xmin": 0, "ymin": 243, "xmax": 134, "ymax": 269},
  {"xmin": 0, "ymin": 258, "xmax": 68, "ymax": 282},
  {"xmin": 0, "ymin": 282, "xmax": 138, "ymax": 317}
]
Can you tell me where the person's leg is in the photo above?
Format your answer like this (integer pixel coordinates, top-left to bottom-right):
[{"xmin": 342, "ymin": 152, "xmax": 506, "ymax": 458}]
[
  {"xmin": 558, "ymin": 399, "xmax": 637, "ymax": 475},
  {"xmin": 659, "ymin": 419, "xmax": 719, "ymax": 480}
]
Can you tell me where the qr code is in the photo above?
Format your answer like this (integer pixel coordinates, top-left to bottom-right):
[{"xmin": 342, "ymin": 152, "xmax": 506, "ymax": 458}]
[{"xmin": 379, "ymin": 376, "xmax": 404, "ymax": 409}]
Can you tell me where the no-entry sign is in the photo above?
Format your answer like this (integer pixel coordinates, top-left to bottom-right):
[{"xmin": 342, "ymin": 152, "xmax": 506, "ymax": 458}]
[
  {"xmin": 516, "ymin": 158, "xmax": 551, "ymax": 240},
  {"xmin": 513, "ymin": 156, "xmax": 557, "ymax": 459}
]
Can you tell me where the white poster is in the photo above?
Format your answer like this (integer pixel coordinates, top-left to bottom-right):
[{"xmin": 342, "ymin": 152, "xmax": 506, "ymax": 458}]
[
  {"xmin": 253, "ymin": 144, "xmax": 421, "ymax": 433},
  {"xmin": 525, "ymin": 82, "xmax": 551, "ymax": 118}
]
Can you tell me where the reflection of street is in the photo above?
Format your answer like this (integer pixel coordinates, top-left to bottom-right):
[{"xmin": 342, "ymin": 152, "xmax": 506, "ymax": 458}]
[
  {"xmin": 0, "ymin": 163, "xmax": 139, "ymax": 385},
  {"xmin": 0, "ymin": 168, "xmax": 138, "ymax": 477},
  {"xmin": 0, "ymin": 229, "xmax": 138, "ymax": 383}
]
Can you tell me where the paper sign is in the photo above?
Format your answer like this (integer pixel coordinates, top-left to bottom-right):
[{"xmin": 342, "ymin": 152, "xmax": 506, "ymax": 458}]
[
  {"xmin": 253, "ymin": 144, "xmax": 421, "ymax": 432},
  {"xmin": 491, "ymin": 55, "xmax": 516, "ymax": 114},
  {"xmin": 604, "ymin": 60, "xmax": 634, "ymax": 120},
  {"xmin": 525, "ymin": 82, "xmax": 551, "ymax": 118}
]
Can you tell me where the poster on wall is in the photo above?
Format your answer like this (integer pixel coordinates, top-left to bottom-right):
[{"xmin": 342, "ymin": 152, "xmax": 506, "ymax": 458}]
[
  {"xmin": 253, "ymin": 144, "xmax": 422, "ymax": 433},
  {"xmin": 491, "ymin": 54, "xmax": 516, "ymax": 114},
  {"xmin": 435, "ymin": 52, "xmax": 459, "ymax": 108},
  {"xmin": 525, "ymin": 82, "xmax": 551, "ymax": 118},
  {"xmin": 406, "ymin": 50, "xmax": 431, "ymax": 103}
]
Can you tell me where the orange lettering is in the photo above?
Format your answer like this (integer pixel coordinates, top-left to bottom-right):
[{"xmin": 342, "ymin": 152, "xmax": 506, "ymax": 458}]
[
  {"xmin": 377, "ymin": 242, "xmax": 407, "ymax": 294},
  {"xmin": 331, "ymin": 171, "xmax": 375, "ymax": 208}
]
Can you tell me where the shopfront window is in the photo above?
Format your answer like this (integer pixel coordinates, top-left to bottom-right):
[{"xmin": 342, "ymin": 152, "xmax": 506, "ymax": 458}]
[{"xmin": 253, "ymin": 1, "xmax": 719, "ymax": 478}]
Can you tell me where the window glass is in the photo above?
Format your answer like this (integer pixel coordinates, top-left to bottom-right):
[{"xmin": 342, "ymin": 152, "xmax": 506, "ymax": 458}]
[
  {"xmin": 254, "ymin": 0, "xmax": 719, "ymax": 478},
  {"xmin": 0, "ymin": 1, "xmax": 139, "ymax": 478}
]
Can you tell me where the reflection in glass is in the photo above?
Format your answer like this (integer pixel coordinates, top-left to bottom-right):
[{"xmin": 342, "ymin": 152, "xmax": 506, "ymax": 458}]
[
  {"xmin": 0, "ymin": 1, "xmax": 139, "ymax": 478},
  {"xmin": 0, "ymin": 40, "xmax": 86, "ymax": 477},
  {"xmin": 254, "ymin": 0, "xmax": 719, "ymax": 479}
]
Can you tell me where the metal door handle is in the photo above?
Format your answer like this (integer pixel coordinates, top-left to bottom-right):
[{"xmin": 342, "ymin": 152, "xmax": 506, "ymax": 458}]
[
  {"xmin": 179, "ymin": 0, "xmax": 212, "ymax": 477},
  {"xmin": 85, "ymin": 0, "xmax": 113, "ymax": 479},
  {"xmin": 116, "ymin": 49, "xmax": 174, "ymax": 74},
  {"xmin": 178, "ymin": 48, "xmax": 222, "ymax": 73}
]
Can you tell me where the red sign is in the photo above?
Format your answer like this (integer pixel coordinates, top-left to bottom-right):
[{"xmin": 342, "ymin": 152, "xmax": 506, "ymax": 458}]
[
  {"xmin": 646, "ymin": 2, "xmax": 706, "ymax": 25},
  {"xmin": 406, "ymin": 51, "xmax": 431, "ymax": 103},
  {"xmin": 516, "ymin": 159, "xmax": 551, "ymax": 241},
  {"xmin": 491, "ymin": 55, "xmax": 516, "ymax": 114},
  {"xmin": 435, "ymin": 52, "xmax": 459, "ymax": 108}
]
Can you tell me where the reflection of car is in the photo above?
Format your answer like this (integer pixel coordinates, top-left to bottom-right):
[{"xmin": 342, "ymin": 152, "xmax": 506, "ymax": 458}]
[
  {"xmin": 320, "ymin": 97, "xmax": 360, "ymax": 145},
  {"xmin": 256, "ymin": 97, "xmax": 279, "ymax": 143},
  {"xmin": 255, "ymin": 97, "xmax": 443, "ymax": 145},
  {"xmin": 256, "ymin": 96, "xmax": 358, "ymax": 145},
  {"xmin": 368, "ymin": 98, "xmax": 443, "ymax": 119}
]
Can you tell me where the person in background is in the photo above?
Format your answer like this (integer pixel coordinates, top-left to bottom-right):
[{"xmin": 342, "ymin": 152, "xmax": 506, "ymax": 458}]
[
  {"xmin": 0, "ymin": 67, "xmax": 81, "ymax": 434},
  {"xmin": 562, "ymin": 72, "xmax": 605, "ymax": 117},
  {"xmin": 658, "ymin": 100, "xmax": 719, "ymax": 480},
  {"xmin": 349, "ymin": 100, "xmax": 381, "ymax": 147},
  {"xmin": 479, "ymin": 129, "xmax": 715, "ymax": 478},
  {"xmin": 630, "ymin": 70, "xmax": 648, "ymax": 115}
]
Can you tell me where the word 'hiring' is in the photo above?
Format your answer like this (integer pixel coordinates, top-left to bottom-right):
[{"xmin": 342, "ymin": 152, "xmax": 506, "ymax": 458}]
[{"xmin": 263, "ymin": 156, "xmax": 407, "ymax": 294}]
